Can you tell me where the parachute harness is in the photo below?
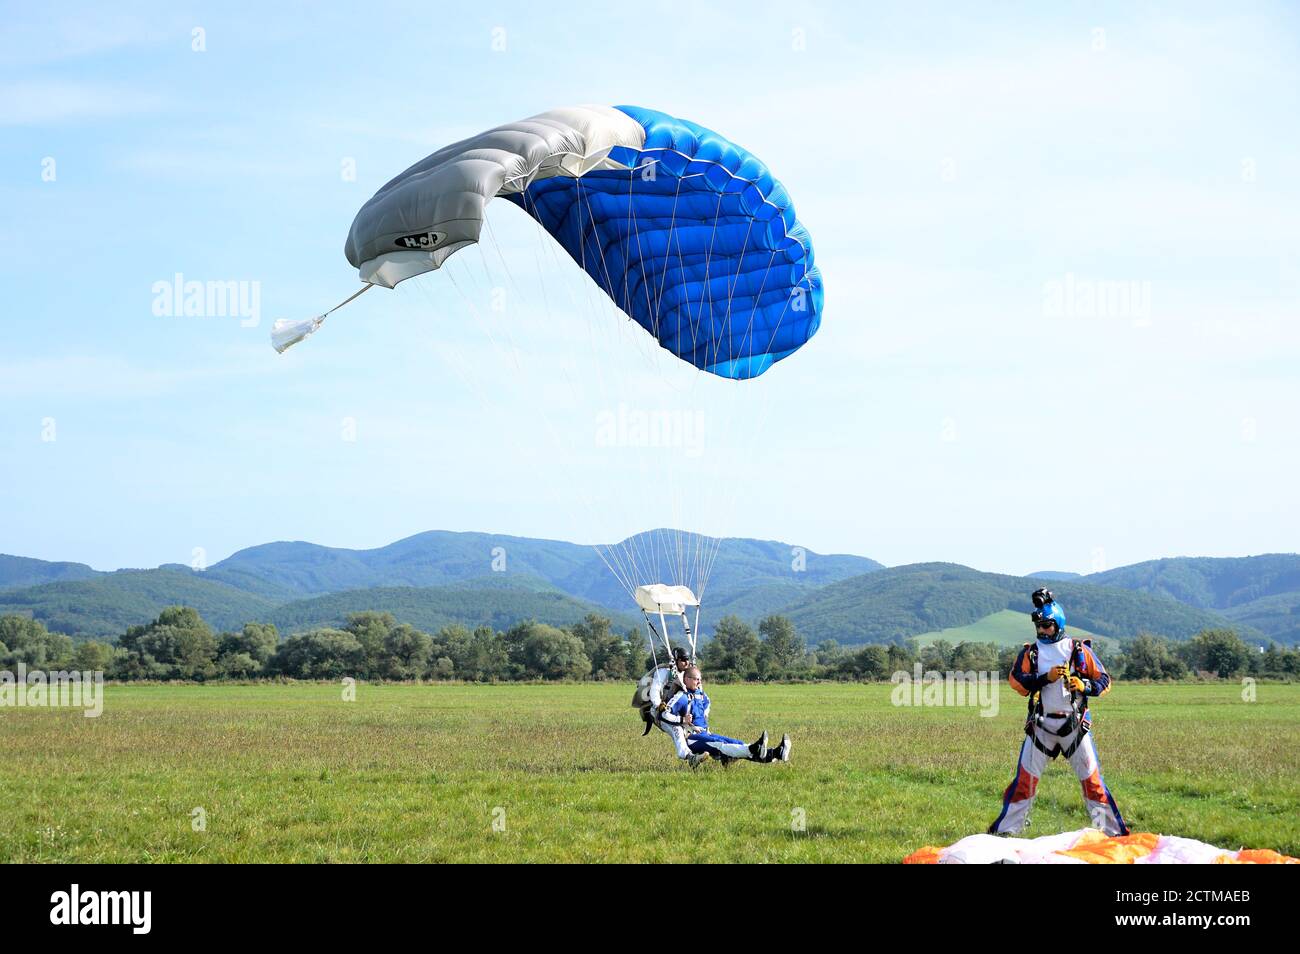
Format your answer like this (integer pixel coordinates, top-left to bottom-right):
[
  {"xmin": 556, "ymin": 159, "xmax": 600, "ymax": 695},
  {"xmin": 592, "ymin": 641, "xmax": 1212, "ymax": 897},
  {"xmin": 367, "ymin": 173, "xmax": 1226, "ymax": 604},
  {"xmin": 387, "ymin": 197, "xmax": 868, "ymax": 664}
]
[
  {"xmin": 650, "ymin": 605, "xmax": 699, "ymax": 666},
  {"xmin": 1024, "ymin": 638, "xmax": 1091, "ymax": 759}
]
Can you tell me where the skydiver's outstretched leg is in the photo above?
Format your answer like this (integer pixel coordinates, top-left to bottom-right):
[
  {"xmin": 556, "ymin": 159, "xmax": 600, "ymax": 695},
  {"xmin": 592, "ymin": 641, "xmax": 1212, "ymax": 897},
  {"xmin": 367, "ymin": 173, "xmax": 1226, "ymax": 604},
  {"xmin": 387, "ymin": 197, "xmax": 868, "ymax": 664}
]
[{"xmin": 687, "ymin": 730, "xmax": 768, "ymax": 762}]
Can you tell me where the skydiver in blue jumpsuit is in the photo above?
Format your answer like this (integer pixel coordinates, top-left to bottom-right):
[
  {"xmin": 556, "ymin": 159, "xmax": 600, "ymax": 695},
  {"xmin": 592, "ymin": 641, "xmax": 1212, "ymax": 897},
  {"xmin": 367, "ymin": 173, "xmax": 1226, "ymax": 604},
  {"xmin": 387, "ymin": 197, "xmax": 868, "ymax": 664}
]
[{"xmin": 661, "ymin": 666, "xmax": 792, "ymax": 766}]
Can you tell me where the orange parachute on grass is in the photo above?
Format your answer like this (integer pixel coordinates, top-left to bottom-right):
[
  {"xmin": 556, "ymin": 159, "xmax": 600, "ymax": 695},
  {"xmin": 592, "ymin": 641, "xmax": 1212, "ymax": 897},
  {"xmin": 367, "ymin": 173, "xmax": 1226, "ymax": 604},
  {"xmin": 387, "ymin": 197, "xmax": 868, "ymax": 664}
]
[{"xmin": 904, "ymin": 828, "xmax": 1299, "ymax": 864}]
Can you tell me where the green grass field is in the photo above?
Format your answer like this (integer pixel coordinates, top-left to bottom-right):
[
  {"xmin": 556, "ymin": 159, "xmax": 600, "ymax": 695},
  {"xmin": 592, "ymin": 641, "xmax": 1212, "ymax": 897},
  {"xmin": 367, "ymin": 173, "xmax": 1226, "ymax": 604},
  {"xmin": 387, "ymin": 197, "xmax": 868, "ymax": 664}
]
[{"xmin": 2, "ymin": 682, "xmax": 1297, "ymax": 862}]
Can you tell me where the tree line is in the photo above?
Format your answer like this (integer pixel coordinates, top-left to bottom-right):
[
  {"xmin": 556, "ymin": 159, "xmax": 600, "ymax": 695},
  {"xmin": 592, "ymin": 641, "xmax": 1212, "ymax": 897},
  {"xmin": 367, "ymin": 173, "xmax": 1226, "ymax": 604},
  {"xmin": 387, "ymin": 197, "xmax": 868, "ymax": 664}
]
[{"xmin": 1, "ymin": 608, "xmax": 1297, "ymax": 683}]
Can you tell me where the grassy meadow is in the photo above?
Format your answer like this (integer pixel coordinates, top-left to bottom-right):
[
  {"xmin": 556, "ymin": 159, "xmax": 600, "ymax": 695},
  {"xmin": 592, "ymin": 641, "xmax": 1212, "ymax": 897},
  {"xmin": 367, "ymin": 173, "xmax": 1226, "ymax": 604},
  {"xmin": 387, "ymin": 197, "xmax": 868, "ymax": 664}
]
[{"xmin": 1, "ymin": 681, "xmax": 1297, "ymax": 863}]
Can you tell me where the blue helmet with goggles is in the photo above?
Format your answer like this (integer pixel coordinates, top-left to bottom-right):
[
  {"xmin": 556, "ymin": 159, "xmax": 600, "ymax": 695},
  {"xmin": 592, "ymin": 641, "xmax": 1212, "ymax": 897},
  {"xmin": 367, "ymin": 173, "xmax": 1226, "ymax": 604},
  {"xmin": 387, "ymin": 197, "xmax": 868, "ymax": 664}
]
[{"xmin": 1030, "ymin": 587, "xmax": 1066, "ymax": 641}]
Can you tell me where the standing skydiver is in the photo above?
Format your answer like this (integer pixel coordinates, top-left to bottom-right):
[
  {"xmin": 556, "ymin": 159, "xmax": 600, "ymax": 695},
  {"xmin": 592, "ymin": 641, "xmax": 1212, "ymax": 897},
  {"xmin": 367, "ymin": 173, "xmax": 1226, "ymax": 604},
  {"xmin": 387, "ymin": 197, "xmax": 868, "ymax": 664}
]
[{"xmin": 989, "ymin": 588, "xmax": 1128, "ymax": 836}]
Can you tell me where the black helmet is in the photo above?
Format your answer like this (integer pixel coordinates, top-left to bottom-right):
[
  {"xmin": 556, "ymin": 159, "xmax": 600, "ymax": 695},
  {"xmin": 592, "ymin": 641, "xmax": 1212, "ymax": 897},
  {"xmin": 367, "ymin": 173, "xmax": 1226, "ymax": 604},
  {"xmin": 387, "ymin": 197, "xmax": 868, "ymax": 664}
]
[{"xmin": 671, "ymin": 647, "xmax": 690, "ymax": 663}]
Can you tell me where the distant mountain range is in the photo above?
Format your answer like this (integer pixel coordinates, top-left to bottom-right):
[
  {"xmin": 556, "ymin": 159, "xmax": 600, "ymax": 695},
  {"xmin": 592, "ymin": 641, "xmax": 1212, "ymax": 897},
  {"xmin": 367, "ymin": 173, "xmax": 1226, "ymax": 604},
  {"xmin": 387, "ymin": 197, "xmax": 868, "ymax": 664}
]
[
  {"xmin": 0, "ymin": 555, "xmax": 99, "ymax": 589},
  {"xmin": 1, "ymin": 533, "xmax": 1295, "ymax": 647},
  {"xmin": 778, "ymin": 563, "xmax": 1261, "ymax": 645},
  {"xmin": 1088, "ymin": 555, "xmax": 1300, "ymax": 645},
  {"xmin": 0, "ymin": 531, "xmax": 878, "ymax": 641}
]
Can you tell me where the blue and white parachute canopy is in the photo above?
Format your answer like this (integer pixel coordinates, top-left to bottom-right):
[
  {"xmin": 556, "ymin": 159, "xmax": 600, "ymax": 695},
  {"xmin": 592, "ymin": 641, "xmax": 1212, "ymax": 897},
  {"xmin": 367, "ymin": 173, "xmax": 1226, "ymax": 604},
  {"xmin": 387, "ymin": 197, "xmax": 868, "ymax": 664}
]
[{"xmin": 300, "ymin": 105, "xmax": 823, "ymax": 379}]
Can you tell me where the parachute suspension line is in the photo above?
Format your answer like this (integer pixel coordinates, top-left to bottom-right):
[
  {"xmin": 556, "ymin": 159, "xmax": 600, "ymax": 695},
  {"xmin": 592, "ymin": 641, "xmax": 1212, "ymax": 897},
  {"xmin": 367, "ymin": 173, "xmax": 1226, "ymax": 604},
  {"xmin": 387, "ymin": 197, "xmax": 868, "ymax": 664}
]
[
  {"xmin": 513, "ymin": 193, "xmax": 685, "ymax": 605},
  {"xmin": 620, "ymin": 168, "xmax": 636, "ymax": 325},
  {"xmin": 575, "ymin": 178, "xmax": 622, "ymax": 324},
  {"xmin": 270, "ymin": 283, "xmax": 373, "ymax": 353},
  {"xmin": 587, "ymin": 176, "xmax": 667, "ymax": 378},
  {"xmin": 689, "ymin": 186, "xmax": 729, "ymax": 372},
  {"xmin": 562, "ymin": 177, "xmax": 656, "ymax": 381},
  {"xmin": 399, "ymin": 275, "xmax": 507, "ymax": 419},
  {"xmin": 477, "ymin": 217, "xmax": 529, "ymax": 373},
  {"xmin": 696, "ymin": 187, "xmax": 731, "ymax": 592},
  {"xmin": 479, "ymin": 212, "xmax": 626, "ymax": 445},
  {"xmin": 593, "ymin": 541, "xmax": 640, "ymax": 604},
  {"xmin": 652, "ymin": 168, "xmax": 687, "ymax": 325},
  {"xmin": 568, "ymin": 185, "xmax": 698, "ymax": 607},
  {"xmin": 443, "ymin": 264, "xmax": 520, "ymax": 374},
  {"xmin": 605, "ymin": 167, "xmax": 726, "ymax": 607},
  {"xmin": 472, "ymin": 241, "xmax": 530, "ymax": 378},
  {"xmin": 616, "ymin": 539, "xmax": 646, "ymax": 596},
  {"xmin": 755, "ymin": 271, "xmax": 804, "ymax": 374},
  {"xmin": 664, "ymin": 184, "xmax": 731, "ymax": 604},
  {"xmin": 637, "ymin": 533, "xmax": 657, "ymax": 592},
  {"xmin": 520, "ymin": 189, "xmax": 618, "ymax": 409},
  {"xmin": 391, "ymin": 210, "xmax": 646, "ymax": 665},
  {"xmin": 481, "ymin": 210, "xmax": 522, "ymax": 294},
  {"xmin": 627, "ymin": 530, "xmax": 658, "ymax": 596},
  {"xmin": 734, "ymin": 222, "xmax": 796, "ymax": 372},
  {"xmin": 526, "ymin": 148, "xmax": 796, "ymax": 628},
  {"xmin": 445, "ymin": 233, "xmax": 645, "ymax": 613},
  {"xmin": 621, "ymin": 532, "xmax": 655, "ymax": 600},
  {"xmin": 666, "ymin": 194, "xmax": 695, "ymax": 369},
  {"xmin": 716, "ymin": 215, "xmax": 761, "ymax": 373},
  {"xmin": 585, "ymin": 178, "xmax": 676, "ymax": 376},
  {"xmin": 637, "ymin": 184, "xmax": 691, "ymax": 600},
  {"xmin": 436, "ymin": 209, "xmax": 678, "ymax": 656},
  {"xmin": 685, "ymin": 201, "xmax": 797, "ymax": 604},
  {"xmin": 734, "ymin": 246, "xmax": 782, "ymax": 375},
  {"xmin": 643, "ymin": 610, "xmax": 698, "ymax": 671},
  {"xmin": 644, "ymin": 615, "xmax": 661, "ymax": 672},
  {"xmin": 639, "ymin": 604, "xmax": 697, "ymax": 669},
  {"xmin": 622, "ymin": 162, "xmax": 662, "ymax": 359},
  {"xmin": 691, "ymin": 207, "xmax": 759, "ymax": 605},
  {"xmin": 699, "ymin": 531, "xmax": 727, "ymax": 603}
]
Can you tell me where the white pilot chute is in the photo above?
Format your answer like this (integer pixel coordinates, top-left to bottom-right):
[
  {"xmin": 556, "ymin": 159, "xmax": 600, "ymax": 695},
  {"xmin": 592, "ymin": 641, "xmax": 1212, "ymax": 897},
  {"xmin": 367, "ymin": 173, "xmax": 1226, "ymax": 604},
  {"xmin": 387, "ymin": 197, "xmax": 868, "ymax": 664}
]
[{"xmin": 634, "ymin": 582, "xmax": 700, "ymax": 667}]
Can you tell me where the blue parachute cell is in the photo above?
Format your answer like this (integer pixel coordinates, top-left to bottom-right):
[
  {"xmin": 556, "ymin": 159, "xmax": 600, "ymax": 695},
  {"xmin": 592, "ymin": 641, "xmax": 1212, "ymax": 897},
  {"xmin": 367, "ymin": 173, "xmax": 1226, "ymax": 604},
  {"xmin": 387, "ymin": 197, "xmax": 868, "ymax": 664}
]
[{"xmin": 505, "ymin": 106, "xmax": 823, "ymax": 379}]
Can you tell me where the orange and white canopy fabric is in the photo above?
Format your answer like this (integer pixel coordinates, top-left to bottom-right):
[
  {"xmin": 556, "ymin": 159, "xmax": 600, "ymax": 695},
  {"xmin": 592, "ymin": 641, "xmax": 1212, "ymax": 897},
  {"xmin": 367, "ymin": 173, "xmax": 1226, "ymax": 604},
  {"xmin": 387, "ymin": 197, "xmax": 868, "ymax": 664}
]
[{"xmin": 904, "ymin": 828, "xmax": 1298, "ymax": 864}]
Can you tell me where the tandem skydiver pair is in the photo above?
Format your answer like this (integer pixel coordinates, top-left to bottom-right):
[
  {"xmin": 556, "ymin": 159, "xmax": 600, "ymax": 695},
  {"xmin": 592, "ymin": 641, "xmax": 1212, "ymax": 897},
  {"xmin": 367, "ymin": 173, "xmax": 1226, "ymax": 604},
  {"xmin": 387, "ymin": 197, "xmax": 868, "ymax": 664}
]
[{"xmin": 634, "ymin": 648, "xmax": 792, "ymax": 768}]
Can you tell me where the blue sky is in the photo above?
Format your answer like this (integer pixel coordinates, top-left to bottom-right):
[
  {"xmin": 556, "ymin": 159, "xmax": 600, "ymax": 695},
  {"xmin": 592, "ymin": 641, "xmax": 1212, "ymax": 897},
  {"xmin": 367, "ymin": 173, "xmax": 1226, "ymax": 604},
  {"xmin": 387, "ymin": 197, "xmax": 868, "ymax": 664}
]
[{"xmin": 2, "ymin": 2, "xmax": 1298, "ymax": 577}]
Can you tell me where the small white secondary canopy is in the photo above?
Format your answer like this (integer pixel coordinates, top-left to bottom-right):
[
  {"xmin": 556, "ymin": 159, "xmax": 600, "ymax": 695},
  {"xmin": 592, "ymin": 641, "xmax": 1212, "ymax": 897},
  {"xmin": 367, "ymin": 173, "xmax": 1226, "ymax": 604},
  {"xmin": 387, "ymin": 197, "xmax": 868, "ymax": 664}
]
[
  {"xmin": 634, "ymin": 584, "xmax": 700, "ymax": 615},
  {"xmin": 633, "ymin": 582, "xmax": 701, "ymax": 664}
]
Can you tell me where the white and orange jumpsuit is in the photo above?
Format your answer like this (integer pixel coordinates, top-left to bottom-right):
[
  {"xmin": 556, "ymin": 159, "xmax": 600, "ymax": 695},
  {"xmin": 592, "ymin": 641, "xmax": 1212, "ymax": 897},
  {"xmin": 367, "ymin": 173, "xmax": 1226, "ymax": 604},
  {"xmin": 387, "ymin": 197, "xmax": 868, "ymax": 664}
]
[{"xmin": 990, "ymin": 637, "xmax": 1128, "ymax": 837}]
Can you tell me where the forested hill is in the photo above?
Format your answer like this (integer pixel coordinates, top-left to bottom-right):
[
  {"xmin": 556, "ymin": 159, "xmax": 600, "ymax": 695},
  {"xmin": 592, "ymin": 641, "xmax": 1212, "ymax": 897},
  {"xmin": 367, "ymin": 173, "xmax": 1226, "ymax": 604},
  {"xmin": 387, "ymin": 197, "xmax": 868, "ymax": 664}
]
[
  {"xmin": 0, "ymin": 531, "xmax": 878, "ymax": 639},
  {"xmin": 776, "ymin": 563, "xmax": 1264, "ymax": 646},
  {"xmin": 1, "ymin": 535, "xmax": 1290, "ymax": 645}
]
